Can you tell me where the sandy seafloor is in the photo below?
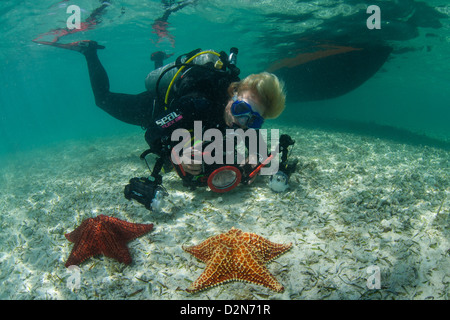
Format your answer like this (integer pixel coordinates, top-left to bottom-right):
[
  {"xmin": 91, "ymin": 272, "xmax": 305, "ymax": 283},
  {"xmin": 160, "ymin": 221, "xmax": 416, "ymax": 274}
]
[{"xmin": 0, "ymin": 124, "xmax": 448, "ymax": 300}]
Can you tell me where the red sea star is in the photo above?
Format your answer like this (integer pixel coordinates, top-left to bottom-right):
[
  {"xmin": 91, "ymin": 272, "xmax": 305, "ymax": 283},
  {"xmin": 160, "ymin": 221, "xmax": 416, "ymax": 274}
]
[
  {"xmin": 183, "ymin": 227, "xmax": 292, "ymax": 293},
  {"xmin": 65, "ymin": 215, "xmax": 153, "ymax": 267}
]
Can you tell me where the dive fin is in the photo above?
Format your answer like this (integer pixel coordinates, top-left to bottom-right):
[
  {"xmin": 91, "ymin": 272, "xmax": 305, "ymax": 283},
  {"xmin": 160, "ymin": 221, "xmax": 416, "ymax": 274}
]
[{"xmin": 33, "ymin": 40, "xmax": 105, "ymax": 53}]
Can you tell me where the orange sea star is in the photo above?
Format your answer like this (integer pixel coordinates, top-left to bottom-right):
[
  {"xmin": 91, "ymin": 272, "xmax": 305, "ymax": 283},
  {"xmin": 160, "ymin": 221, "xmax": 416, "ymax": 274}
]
[
  {"xmin": 183, "ymin": 227, "xmax": 292, "ymax": 293},
  {"xmin": 65, "ymin": 215, "xmax": 153, "ymax": 267}
]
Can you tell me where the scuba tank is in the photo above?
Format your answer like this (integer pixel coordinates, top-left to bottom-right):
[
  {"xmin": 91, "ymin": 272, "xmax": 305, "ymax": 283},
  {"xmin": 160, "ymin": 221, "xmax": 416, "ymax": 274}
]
[
  {"xmin": 145, "ymin": 48, "xmax": 240, "ymax": 108},
  {"xmin": 145, "ymin": 60, "xmax": 179, "ymax": 97}
]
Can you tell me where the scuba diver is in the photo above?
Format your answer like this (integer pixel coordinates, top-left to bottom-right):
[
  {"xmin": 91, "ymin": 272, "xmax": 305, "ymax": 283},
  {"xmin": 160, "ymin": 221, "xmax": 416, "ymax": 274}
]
[
  {"xmin": 47, "ymin": 40, "xmax": 287, "ymax": 209},
  {"xmin": 32, "ymin": 0, "xmax": 298, "ymax": 210},
  {"xmin": 32, "ymin": 0, "xmax": 293, "ymax": 210}
]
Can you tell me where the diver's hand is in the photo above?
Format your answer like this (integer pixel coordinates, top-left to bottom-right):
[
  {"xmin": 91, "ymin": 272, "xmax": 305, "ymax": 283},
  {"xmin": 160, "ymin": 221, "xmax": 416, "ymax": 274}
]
[
  {"xmin": 180, "ymin": 147, "xmax": 203, "ymax": 175},
  {"xmin": 241, "ymin": 154, "xmax": 259, "ymax": 185}
]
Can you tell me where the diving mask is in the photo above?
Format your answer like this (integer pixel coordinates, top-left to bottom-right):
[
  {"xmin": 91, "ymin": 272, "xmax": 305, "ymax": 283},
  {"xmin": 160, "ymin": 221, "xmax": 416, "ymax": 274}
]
[{"xmin": 231, "ymin": 100, "xmax": 265, "ymax": 129}]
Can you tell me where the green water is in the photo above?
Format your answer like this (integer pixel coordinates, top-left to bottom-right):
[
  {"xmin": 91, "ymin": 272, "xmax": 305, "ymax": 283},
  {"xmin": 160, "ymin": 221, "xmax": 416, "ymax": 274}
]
[
  {"xmin": 1, "ymin": 0, "xmax": 449, "ymax": 156},
  {"xmin": 0, "ymin": 1, "xmax": 449, "ymax": 302}
]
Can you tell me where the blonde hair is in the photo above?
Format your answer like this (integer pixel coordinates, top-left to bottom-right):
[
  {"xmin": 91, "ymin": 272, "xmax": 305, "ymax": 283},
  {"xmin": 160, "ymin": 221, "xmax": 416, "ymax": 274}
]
[{"xmin": 228, "ymin": 72, "xmax": 286, "ymax": 119}]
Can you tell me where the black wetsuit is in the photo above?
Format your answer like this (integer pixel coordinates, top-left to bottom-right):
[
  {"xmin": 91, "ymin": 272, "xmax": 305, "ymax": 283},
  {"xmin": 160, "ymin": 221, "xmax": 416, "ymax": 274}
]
[{"xmin": 83, "ymin": 49, "xmax": 238, "ymax": 157}]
